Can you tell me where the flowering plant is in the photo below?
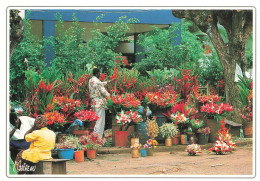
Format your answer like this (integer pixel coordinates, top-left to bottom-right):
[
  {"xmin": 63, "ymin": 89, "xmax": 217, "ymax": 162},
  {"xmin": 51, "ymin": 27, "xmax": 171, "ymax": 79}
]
[
  {"xmin": 146, "ymin": 139, "xmax": 158, "ymax": 149},
  {"xmin": 190, "ymin": 119, "xmax": 204, "ymax": 130},
  {"xmin": 145, "ymin": 90, "xmax": 179, "ymax": 113},
  {"xmin": 159, "ymin": 123, "xmax": 179, "ymax": 138},
  {"xmin": 197, "ymin": 94, "xmax": 222, "ymax": 104},
  {"xmin": 208, "ymin": 119, "xmax": 236, "ymax": 155},
  {"xmin": 55, "ymin": 135, "xmax": 78, "ymax": 149},
  {"xmin": 185, "ymin": 144, "xmax": 202, "ymax": 156},
  {"xmin": 165, "ymin": 103, "xmax": 197, "ymax": 133},
  {"xmin": 79, "ymin": 132, "xmax": 106, "ymax": 150},
  {"xmin": 197, "ymin": 127, "xmax": 211, "ymax": 135},
  {"xmin": 44, "ymin": 111, "xmax": 66, "ymax": 132},
  {"xmin": 200, "ymin": 102, "xmax": 233, "ymax": 118},
  {"xmin": 145, "ymin": 117, "xmax": 159, "ymax": 139},
  {"xmin": 115, "ymin": 110, "xmax": 143, "ymax": 131},
  {"xmin": 142, "ymin": 144, "xmax": 150, "ymax": 150},
  {"xmin": 130, "ymin": 143, "xmax": 141, "ymax": 150},
  {"xmin": 107, "ymin": 93, "xmax": 141, "ymax": 113},
  {"xmin": 74, "ymin": 109, "xmax": 99, "ymax": 122}
]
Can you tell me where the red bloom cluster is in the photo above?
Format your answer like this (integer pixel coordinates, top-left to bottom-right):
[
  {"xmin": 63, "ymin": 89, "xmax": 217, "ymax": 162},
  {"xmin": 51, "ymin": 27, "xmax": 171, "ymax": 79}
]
[
  {"xmin": 79, "ymin": 132, "xmax": 106, "ymax": 149},
  {"xmin": 209, "ymin": 119, "xmax": 236, "ymax": 154},
  {"xmin": 110, "ymin": 93, "xmax": 141, "ymax": 109},
  {"xmin": 44, "ymin": 111, "xmax": 65, "ymax": 125},
  {"xmin": 74, "ymin": 109, "xmax": 99, "ymax": 122},
  {"xmin": 145, "ymin": 90, "xmax": 178, "ymax": 109},
  {"xmin": 198, "ymin": 94, "xmax": 222, "ymax": 103},
  {"xmin": 38, "ymin": 81, "xmax": 53, "ymax": 92},
  {"xmin": 110, "ymin": 66, "xmax": 118, "ymax": 81},
  {"xmin": 200, "ymin": 102, "xmax": 233, "ymax": 114}
]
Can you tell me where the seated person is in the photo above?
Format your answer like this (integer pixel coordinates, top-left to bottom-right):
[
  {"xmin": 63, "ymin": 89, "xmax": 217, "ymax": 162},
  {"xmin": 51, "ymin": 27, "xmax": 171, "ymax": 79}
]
[
  {"xmin": 9, "ymin": 112, "xmax": 35, "ymax": 161},
  {"xmin": 15, "ymin": 115, "xmax": 56, "ymax": 174}
]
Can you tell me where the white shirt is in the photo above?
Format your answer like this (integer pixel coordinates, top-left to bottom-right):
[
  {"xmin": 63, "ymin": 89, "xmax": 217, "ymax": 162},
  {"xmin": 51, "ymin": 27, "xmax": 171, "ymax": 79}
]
[{"xmin": 9, "ymin": 116, "xmax": 35, "ymax": 140}]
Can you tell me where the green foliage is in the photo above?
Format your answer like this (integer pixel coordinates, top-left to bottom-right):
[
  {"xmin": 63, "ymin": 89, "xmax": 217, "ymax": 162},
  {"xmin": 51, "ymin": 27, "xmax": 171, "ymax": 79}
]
[
  {"xmin": 159, "ymin": 123, "xmax": 179, "ymax": 138},
  {"xmin": 237, "ymin": 73, "xmax": 252, "ymax": 107},
  {"xmin": 50, "ymin": 13, "xmax": 88, "ymax": 74},
  {"xmin": 135, "ymin": 24, "xmax": 180, "ymax": 75},
  {"xmin": 85, "ymin": 16, "xmax": 139, "ymax": 72},
  {"xmin": 190, "ymin": 119, "xmax": 204, "ymax": 130},
  {"xmin": 245, "ymin": 34, "xmax": 253, "ymax": 69},
  {"xmin": 174, "ymin": 20, "xmax": 206, "ymax": 72},
  {"xmin": 10, "ymin": 12, "xmax": 46, "ymax": 102},
  {"xmin": 146, "ymin": 67, "xmax": 180, "ymax": 87}
]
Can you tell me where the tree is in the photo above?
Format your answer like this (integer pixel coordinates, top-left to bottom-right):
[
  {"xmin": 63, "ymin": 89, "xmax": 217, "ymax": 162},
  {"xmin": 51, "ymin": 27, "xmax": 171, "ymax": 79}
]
[
  {"xmin": 172, "ymin": 10, "xmax": 253, "ymax": 123},
  {"xmin": 10, "ymin": 10, "xmax": 23, "ymax": 58}
]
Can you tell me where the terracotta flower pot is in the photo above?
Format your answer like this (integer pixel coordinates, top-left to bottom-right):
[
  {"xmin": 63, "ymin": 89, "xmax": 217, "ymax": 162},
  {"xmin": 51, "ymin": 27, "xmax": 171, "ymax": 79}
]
[
  {"xmin": 244, "ymin": 121, "xmax": 253, "ymax": 138},
  {"xmin": 87, "ymin": 149, "xmax": 96, "ymax": 159},
  {"xmin": 115, "ymin": 131, "xmax": 128, "ymax": 147},
  {"xmin": 74, "ymin": 150, "xmax": 84, "ymax": 162},
  {"xmin": 165, "ymin": 137, "xmax": 172, "ymax": 147},
  {"xmin": 172, "ymin": 135, "xmax": 180, "ymax": 145},
  {"xmin": 131, "ymin": 149, "xmax": 139, "ymax": 158}
]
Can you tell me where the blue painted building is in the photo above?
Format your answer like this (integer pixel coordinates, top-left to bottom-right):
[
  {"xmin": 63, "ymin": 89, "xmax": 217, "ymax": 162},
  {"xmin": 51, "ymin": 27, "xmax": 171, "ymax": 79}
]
[{"xmin": 26, "ymin": 9, "xmax": 181, "ymax": 65}]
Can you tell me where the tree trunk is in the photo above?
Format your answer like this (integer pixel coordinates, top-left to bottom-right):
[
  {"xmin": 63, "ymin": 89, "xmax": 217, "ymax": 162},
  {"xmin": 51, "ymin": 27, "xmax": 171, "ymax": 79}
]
[{"xmin": 172, "ymin": 10, "xmax": 253, "ymax": 123}]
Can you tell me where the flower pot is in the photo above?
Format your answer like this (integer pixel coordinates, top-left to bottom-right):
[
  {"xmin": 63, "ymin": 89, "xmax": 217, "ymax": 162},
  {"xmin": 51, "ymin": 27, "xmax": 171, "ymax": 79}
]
[
  {"xmin": 73, "ymin": 130, "xmax": 89, "ymax": 138},
  {"xmin": 131, "ymin": 149, "xmax": 139, "ymax": 158},
  {"xmin": 198, "ymin": 133, "xmax": 209, "ymax": 145},
  {"xmin": 131, "ymin": 138, "xmax": 139, "ymax": 147},
  {"xmin": 56, "ymin": 149, "xmax": 74, "ymax": 159},
  {"xmin": 74, "ymin": 150, "xmax": 84, "ymax": 162},
  {"xmin": 147, "ymin": 149, "xmax": 154, "ymax": 156},
  {"xmin": 172, "ymin": 135, "xmax": 180, "ymax": 145},
  {"xmin": 86, "ymin": 149, "xmax": 96, "ymax": 159},
  {"xmin": 115, "ymin": 131, "xmax": 128, "ymax": 147},
  {"xmin": 188, "ymin": 152, "xmax": 196, "ymax": 156},
  {"xmin": 165, "ymin": 137, "xmax": 172, "ymax": 147},
  {"xmin": 140, "ymin": 149, "xmax": 147, "ymax": 157},
  {"xmin": 243, "ymin": 122, "xmax": 253, "ymax": 138},
  {"xmin": 181, "ymin": 134, "xmax": 187, "ymax": 145}
]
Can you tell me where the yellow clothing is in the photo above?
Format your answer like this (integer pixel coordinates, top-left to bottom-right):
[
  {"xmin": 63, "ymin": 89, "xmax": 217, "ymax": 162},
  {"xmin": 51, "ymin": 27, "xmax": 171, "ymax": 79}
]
[{"xmin": 22, "ymin": 127, "xmax": 56, "ymax": 163}]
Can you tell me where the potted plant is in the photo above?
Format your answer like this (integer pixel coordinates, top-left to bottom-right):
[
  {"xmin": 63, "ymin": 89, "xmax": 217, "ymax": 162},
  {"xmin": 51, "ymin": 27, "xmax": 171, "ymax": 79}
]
[
  {"xmin": 159, "ymin": 123, "xmax": 178, "ymax": 147},
  {"xmin": 130, "ymin": 144, "xmax": 141, "ymax": 158},
  {"xmin": 165, "ymin": 103, "xmax": 198, "ymax": 145},
  {"xmin": 140, "ymin": 144, "xmax": 149, "ymax": 157},
  {"xmin": 115, "ymin": 110, "xmax": 143, "ymax": 147},
  {"xmin": 145, "ymin": 117, "xmax": 159, "ymax": 140},
  {"xmin": 79, "ymin": 132, "xmax": 106, "ymax": 159},
  {"xmin": 146, "ymin": 139, "xmax": 158, "ymax": 156},
  {"xmin": 197, "ymin": 127, "xmax": 211, "ymax": 145},
  {"xmin": 73, "ymin": 109, "xmax": 99, "ymax": 135},
  {"xmin": 185, "ymin": 144, "xmax": 202, "ymax": 156},
  {"xmin": 55, "ymin": 135, "xmax": 78, "ymax": 159},
  {"xmin": 74, "ymin": 142, "xmax": 85, "ymax": 162},
  {"xmin": 130, "ymin": 132, "xmax": 140, "ymax": 147}
]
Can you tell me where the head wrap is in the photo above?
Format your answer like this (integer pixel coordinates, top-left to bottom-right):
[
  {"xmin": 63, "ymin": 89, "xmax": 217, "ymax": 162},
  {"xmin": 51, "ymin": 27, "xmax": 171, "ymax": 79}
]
[{"xmin": 34, "ymin": 115, "xmax": 48, "ymax": 129}]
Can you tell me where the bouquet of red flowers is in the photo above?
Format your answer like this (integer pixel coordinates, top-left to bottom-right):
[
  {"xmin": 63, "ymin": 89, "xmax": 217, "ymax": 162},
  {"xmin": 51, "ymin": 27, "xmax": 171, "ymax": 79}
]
[
  {"xmin": 74, "ymin": 109, "xmax": 99, "ymax": 122},
  {"xmin": 200, "ymin": 102, "xmax": 233, "ymax": 119},
  {"xmin": 208, "ymin": 119, "xmax": 236, "ymax": 155},
  {"xmin": 115, "ymin": 110, "xmax": 143, "ymax": 131},
  {"xmin": 79, "ymin": 132, "xmax": 106, "ymax": 150}
]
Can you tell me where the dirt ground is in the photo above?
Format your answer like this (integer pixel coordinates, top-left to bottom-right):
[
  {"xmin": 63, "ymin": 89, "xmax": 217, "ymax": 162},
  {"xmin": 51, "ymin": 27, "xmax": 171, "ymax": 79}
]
[{"xmin": 65, "ymin": 144, "xmax": 254, "ymax": 176}]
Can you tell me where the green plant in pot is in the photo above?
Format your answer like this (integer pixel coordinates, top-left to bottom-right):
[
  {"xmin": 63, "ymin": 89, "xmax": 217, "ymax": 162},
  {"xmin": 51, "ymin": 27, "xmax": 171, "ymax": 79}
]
[{"xmin": 159, "ymin": 123, "xmax": 179, "ymax": 147}]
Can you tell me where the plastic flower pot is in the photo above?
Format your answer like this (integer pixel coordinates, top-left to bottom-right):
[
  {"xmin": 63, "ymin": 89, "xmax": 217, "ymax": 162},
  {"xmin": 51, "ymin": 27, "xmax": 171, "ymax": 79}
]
[
  {"xmin": 131, "ymin": 149, "xmax": 139, "ymax": 158},
  {"xmin": 140, "ymin": 149, "xmax": 147, "ymax": 157},
  {"xmin": 115, "ymin": 131, "xmax": 128, "ymax": 147},
  {"xmin": 74, "ymin": 150, "xmax": 84, "ymax": 162},
  {"xmin": 198, "ymin": 134, "xmax": 209, "ymax": 145},
  {"xmin": 87, "ymin": 149, "xmax": 96, "ymax": 159},
  {"xmin": 165, "ymin": 137, "xmax": 172, "ymax": 147},
  {"xmin": 147, "ymin": 149, "xmax": 154, "ymax": 156},
  {"xmin": 56, "ymin": 149, "xmax": 74, "ymax": 159}
]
